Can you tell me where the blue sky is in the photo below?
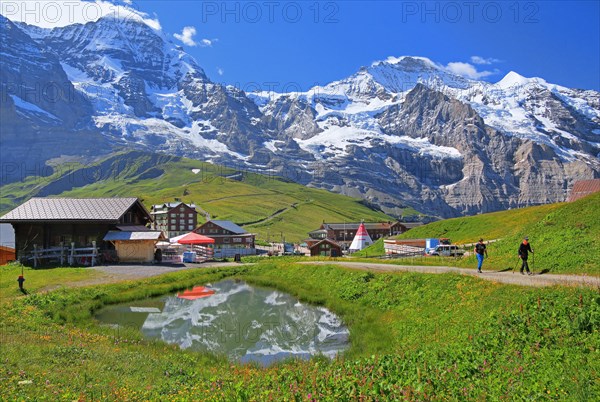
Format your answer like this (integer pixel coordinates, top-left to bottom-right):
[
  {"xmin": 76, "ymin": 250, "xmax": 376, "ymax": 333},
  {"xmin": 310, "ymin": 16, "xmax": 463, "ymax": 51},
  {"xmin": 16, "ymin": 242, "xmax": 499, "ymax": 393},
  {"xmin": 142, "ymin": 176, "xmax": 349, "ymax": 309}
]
[{"xmin": 3, "ymin": 1, "xmax": 599, "ymax": 91}]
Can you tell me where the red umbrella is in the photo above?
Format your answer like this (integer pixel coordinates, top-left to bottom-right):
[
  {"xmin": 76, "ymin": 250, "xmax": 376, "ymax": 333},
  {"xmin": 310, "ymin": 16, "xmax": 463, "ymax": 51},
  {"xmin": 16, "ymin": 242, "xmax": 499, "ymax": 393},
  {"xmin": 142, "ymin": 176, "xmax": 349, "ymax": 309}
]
[{"xmin": 177, "ymin": 232, "xmax": 215, "ymax": 245}]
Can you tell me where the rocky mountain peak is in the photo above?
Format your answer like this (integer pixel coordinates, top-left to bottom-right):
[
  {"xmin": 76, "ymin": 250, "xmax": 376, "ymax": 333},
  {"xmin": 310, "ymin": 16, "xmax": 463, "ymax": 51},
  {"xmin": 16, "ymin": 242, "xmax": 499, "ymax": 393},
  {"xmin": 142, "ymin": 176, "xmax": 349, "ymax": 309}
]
[{"xmin": 1, "ymin": 13, "xmax": 598, "ymax": 219}]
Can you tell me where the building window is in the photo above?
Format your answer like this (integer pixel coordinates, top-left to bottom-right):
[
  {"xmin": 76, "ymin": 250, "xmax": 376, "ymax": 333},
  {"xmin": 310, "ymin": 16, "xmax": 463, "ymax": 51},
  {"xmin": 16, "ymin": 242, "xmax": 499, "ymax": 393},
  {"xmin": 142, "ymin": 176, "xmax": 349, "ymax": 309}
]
[
  {"xmin": 188, "ymin": 225, "xmax": 194, "ymax": 230},
  {"xmin": 123, "ymin": 212, "xmax": 133, "ymax": 223},
  {"xmin": 223, "ymin": 238, "xmax": 230, "ymax": 243},
  {"xmin": 188, "ymin": 213, "xmax": 194, "ymax": 217},
  {"xmin": 233, "ymin": 238, "xmax": 242, "ymax": 243},
  {"xmin": 171, "ymin": 225, "xmax": 176, "ymax": 230}
]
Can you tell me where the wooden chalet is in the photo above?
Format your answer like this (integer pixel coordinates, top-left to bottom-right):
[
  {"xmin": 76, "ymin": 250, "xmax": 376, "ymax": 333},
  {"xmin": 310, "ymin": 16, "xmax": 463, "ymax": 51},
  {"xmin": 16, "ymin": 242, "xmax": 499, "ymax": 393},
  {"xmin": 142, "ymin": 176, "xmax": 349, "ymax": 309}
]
[
  {"xmin": 194, "ymin": 220, "xmax": 255, "ymax": 258},
  {"xmin": 0, "ymin": 197, "xmax": 153, "ymax": 262},
  {"xmin": 309, "ymin": 239, "xmax": 342, "ymax": 257},
  {"xmin": 307, "ymin": 221, "xmax": 407, "ymax": 248}
]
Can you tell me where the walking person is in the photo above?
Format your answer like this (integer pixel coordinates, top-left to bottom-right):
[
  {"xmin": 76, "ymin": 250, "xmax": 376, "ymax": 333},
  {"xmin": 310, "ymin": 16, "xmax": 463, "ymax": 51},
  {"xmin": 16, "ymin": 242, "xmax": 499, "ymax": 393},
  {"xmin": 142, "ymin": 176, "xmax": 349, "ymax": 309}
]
[
  {"xmin": 518, "ymin": 237, "xmax": 534, "ymax": 275},
  {"xmin": 474, "ymin": 238, "xmax": 488, "ymax": 273}
]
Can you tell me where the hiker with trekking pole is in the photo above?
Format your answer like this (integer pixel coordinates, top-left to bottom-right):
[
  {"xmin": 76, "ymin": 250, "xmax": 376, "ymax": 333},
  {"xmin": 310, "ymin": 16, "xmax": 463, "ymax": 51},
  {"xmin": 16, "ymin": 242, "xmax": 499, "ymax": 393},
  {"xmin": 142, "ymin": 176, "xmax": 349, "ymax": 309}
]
[{"xmin": 518, "ymin": 236, "xmax": 534, "ymax": 275}]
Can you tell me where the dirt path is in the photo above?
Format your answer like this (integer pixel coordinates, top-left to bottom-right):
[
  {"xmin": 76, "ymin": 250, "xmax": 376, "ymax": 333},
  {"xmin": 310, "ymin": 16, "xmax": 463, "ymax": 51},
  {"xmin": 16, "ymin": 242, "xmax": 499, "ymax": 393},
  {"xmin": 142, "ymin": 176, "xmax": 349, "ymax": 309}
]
[
  {"xmin": 243, "ymin": 202, "xmax": 303, "ymax": 227},
  {"xmin": 303, "ymin": 261, "xmax": 600, "ymax": 288},
  {"xmin": 38, "ymin": 262, "xmax": 242, "ymax": 292}
]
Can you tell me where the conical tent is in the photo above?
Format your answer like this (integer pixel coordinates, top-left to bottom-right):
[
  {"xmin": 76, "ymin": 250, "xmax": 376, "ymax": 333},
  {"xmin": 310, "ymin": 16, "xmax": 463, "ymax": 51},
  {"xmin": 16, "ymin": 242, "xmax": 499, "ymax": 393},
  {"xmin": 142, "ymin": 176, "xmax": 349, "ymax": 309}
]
[{"xmin": 349, "ymin": 222, "xmax": 373, "ymax": 252}]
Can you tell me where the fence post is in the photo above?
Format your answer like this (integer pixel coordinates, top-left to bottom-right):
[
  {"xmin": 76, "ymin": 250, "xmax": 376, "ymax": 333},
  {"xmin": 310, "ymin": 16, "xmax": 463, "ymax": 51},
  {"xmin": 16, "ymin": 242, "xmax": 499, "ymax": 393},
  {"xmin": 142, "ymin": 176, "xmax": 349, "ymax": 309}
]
[
  {"xmin": 60, "ymin": 242, "xmax": 64, "ymax": 266},
  {"xmin": 69, "ymin": 242, "xmax": 75, "ymax": 266},
  {"xmin": 92, "ymin": 241, "xmax": 97, "ymax": 267},
  {"xmin": 33, "ymin": 244, "xmax": 38, "ymax": 268}
]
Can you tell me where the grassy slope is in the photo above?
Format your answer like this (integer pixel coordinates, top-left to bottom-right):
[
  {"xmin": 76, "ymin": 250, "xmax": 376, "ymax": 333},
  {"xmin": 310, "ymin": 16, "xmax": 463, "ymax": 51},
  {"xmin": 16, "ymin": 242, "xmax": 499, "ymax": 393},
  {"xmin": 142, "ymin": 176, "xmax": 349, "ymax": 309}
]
[
  {"xmin": 0, "ymin": 152, "xmax": 399, "ymax": 243},
  {"xmin": 397, "ymin": 203, "xmax": 563, "ymax": 244},
  {"xmin": 356, "ymin": 193, "xmax": 600, "ymax": 275},
  {"xmin": 0, "ymin": 261, "xmax": 598, "ymax": 400}
]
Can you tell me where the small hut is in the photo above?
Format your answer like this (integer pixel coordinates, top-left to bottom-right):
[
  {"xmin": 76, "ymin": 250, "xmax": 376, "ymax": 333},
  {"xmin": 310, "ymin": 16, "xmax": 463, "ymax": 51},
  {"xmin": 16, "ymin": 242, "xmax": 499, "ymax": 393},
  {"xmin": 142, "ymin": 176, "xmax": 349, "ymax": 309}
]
[{"xmin": 103, "ymin": 230, "xmax": 165, "ymax": 263}]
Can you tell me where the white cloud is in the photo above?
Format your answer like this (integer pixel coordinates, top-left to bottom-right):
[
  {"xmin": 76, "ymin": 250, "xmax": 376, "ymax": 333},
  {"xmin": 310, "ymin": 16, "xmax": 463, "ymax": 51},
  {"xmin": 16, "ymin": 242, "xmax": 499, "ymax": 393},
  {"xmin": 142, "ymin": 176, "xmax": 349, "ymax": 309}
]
[
  {"xmin": 1, "ymin": 0, "xmax": 161, "ymax": 30},
  {"xmin": 200, "ymin": 38, "xmax": 213, "ymax": 47},
  {"xmin": 470, "ymin": 56, "xmax": 502, "ymax": 65},
  {"xmin": 174, "ymin": 26, "xmax": 197, "ymax": 46},
  {"xmin": 217, "ymin": 67, "xmax": 224, "ymax": 76},
  {"xmin": 446, "ymin": 62, "xmax": 499, "ymax": 79}
]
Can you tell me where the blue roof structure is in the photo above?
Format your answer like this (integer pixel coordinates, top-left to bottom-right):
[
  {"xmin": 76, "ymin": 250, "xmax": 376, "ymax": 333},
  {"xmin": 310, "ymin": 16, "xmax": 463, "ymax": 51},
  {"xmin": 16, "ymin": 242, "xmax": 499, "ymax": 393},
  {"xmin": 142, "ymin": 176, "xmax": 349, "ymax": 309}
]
[{"xmin": 210, "ymin": 220, "xmax": 247, "ymax": 234}]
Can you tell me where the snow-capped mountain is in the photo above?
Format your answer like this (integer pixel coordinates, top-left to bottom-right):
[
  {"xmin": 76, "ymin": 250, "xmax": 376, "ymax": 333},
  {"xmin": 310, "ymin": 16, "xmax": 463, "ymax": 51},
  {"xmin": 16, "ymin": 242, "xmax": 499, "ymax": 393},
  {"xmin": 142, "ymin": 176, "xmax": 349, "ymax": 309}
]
[{"xmin": 1, "ymin": 14, "xmax": 599, "ymax": 218}]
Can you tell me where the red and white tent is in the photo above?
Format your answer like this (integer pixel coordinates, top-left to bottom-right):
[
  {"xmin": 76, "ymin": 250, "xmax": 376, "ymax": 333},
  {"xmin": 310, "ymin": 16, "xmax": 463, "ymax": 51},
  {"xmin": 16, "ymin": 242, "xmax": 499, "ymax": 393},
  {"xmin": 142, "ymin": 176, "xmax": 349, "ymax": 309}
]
[
  {"xmin": 349, "ymin": 222, "xmax": 373, "ymax": 252},
  {"xmin": 175, "ymin": 232, "xmax": 215, "ymax": 245}
]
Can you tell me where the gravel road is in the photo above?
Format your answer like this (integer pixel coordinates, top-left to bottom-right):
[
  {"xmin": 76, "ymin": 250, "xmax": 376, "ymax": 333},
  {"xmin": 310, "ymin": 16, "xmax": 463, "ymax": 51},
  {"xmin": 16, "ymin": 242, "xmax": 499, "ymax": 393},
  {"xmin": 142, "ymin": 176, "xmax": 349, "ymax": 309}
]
[{"xmin": 302, "ymin": 261, "xmax": 600, "ymax": 288}]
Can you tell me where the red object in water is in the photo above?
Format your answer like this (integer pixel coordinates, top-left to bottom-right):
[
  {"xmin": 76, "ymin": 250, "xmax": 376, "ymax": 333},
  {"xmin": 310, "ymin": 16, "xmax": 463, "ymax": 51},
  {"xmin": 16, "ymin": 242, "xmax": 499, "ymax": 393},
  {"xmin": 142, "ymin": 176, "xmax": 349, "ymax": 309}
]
[{"xmin": 177, "ymin": 286, "xmax": 215, "ymax": 300}]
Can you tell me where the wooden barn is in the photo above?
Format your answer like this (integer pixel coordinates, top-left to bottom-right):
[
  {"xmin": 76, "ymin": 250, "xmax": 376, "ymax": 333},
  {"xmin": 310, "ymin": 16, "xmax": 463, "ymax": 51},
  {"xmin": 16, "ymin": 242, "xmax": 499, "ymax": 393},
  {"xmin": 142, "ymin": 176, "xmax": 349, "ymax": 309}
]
[{"xmin": 0, "ymin": 197, "xmax": 153, "ymax": 262}]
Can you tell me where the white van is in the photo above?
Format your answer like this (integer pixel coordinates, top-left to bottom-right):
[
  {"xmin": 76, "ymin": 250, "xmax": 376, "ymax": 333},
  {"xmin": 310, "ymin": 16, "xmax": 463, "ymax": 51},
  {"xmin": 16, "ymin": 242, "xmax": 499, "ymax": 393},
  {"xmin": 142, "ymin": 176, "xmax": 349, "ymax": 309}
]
[{"xmin": 428, "ymin": 245, "xmax": 464, "ymax": 257}]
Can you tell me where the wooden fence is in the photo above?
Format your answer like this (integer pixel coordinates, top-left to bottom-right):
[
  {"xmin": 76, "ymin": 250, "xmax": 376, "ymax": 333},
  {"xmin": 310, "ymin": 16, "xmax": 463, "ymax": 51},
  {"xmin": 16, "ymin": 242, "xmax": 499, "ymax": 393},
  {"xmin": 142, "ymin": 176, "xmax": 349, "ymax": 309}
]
[{"xmin": 28, "ymin": 242, "xmax": 99, "ymax": 267}]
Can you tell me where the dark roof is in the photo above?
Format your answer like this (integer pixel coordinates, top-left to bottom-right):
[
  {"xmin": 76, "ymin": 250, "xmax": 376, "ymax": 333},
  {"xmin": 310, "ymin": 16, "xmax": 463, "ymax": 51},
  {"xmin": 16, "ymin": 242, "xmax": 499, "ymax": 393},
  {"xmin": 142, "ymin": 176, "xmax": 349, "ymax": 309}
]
[
  {"xmin": 209, "ymin": 220, "xmax": 247, "ymax": 234},
  {"xmin": 568, "ymin": 179, "xmax": 600, "ymax": 202},
  {"xmin": 0, "ymin": 197, "xmax": 141, "ymax": 222},
  {"xmin": 104, "ymin": 231, "xmax": 165, "ymax": 241},
  {"xmin": 401, "ymin": 222, "xmax": 424, "ymax": 229},
  {"xmin": 151, "ymin": 202, "xmax": 196, "ymax": 211},
  {"xmin": 308, "ymin": 229, "xmax": 328, "ymax": 234},
  {"xmin": 323, "ymin": 222, "xmax": 402, "ymax": 231},
  {"xmin": 116, "ymin": 225, "xmax": 151, "ymax": 232},
  {"xmin": 309, "ymin": 238, "xmax": 342, "ymax": 249}
]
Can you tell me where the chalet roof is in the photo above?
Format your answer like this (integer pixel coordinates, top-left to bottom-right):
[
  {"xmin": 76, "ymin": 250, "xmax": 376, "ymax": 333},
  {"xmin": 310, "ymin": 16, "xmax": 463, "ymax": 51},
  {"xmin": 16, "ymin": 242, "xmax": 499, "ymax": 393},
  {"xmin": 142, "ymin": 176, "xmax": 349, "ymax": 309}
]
[
  {"xmin": 103, "ymin": 231, "xmax": 165, "ymax": 241},
  {"xmin": 0, "ymin": 197, "xmax": 141, "ymax": 222},
  {"xmin": 322, "ymin": 222, "xmax": 401, "ymax": 231},
  {"xmin": 401, "ymin": 222, "xmax": 424, "ymax": 229},
  {"xmin": 151, "ymin": 202, "xmax": 197, "ymax": 212},
  {"xmin": 308, "ymin": 229, "xmax": 328, "ymax": 235},
  {"xmin": 309, "ymin": 238, "xmax": 342, "ymax": 249},
  {"xmin": 567, "ymin": 179, "xmax": 600, "ymax": 202},
  {"xmin": 116, "ymin": 225, "xmax": 151, "ymax": 232},
  {"xmin": 209, "ymin": 220, "xmax": 247, "ymax": 234}
]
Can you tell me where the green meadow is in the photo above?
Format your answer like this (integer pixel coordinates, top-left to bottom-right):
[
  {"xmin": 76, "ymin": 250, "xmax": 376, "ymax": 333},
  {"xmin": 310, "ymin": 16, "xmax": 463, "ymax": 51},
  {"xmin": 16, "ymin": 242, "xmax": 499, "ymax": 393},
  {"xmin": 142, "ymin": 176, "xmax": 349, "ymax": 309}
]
[
  {"xmin": 355, "ymin": 192, "xmax": 600, "ymax": 275},
  {"xmin": 0, "ymin": 151, "xmax": 403, "ymax": 243},
  {"xmin": 1, "ymin": 260, "xmax": 598, "ymax": 400}
]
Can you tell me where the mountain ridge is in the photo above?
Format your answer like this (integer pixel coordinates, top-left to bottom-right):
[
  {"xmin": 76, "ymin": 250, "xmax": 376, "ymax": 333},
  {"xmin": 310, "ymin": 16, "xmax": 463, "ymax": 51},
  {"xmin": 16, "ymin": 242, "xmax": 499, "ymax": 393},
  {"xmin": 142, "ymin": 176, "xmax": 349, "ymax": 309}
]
[
  {"xmin": 0, "ymin": 150, "xmax": 398, "ymax": 243},
  {"xmin": 1, "ymin": 13, "xmax": 598, "ymax": 219}
]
